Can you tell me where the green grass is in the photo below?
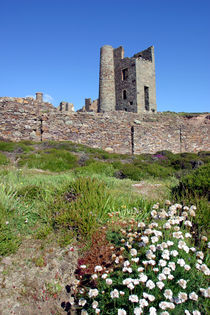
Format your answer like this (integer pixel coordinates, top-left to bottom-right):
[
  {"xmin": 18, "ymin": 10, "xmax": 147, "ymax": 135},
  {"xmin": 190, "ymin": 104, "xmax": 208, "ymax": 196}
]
[
  {"xmin": 0, "ymin": 140, "xmax": 34, "ymax": 153},
  {"xmin": 18, "ymin": 148, "xmax": 78, "ymax": 172},
  {"xmin": 0, "ymin": 152, "xmax": 9, "ymax": 165}
]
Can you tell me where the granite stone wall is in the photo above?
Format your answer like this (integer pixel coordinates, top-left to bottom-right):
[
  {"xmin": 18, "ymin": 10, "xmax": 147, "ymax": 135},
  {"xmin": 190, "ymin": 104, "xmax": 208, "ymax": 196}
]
[{"xmin": 0, "ymin": 97, "xmax": 209, "ymax": 154}]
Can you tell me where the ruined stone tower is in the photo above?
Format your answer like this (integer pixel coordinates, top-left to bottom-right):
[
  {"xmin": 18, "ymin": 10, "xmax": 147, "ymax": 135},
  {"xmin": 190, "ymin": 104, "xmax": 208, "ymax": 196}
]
[{"xmin": 98, "ymin": 45, "xmax": 157, "ymax": 113}]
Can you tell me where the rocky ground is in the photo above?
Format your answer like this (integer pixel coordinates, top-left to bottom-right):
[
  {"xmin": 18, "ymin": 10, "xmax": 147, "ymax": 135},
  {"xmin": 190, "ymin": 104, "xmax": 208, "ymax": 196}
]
[{"xmin": 0, "ymin": 238, "xmax": 78, "ymax": 315}]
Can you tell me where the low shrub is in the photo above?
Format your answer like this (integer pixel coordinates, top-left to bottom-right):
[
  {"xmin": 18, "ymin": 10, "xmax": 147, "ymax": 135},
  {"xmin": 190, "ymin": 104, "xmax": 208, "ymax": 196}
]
[
  {"xmin": 0, "ymin": 141, "xmax": 33, "ymax": 153},
  {"xmin": 172, "ymin": 163, "xmax": 210, "ymax": 200},
  {"xmin": 118, "ymin": 164, "xmax": 146, "ymax": 181}
]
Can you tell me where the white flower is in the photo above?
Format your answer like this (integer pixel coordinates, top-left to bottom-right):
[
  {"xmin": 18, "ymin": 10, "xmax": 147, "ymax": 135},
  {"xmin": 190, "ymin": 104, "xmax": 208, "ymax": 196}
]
[
  {"xmin": 144, "ymin": 293, "xmax": 155, "ymax": 302},
  {"xmin": 130, "ymin": 248, "xmax": 138, "ymax": 256},
  {"xmin": 189, "ymin": 209, "xmax": 196, "ymax": 217},
  {"xmin": 141, "ymin": 236, "xmax": 149, "ymax": 244},
  {"xmin": 118, "ymin": 309, "xmax": 127, "ymax": 315},
  {"xmin": 196, "ymin": 251, "xmax": 204, "ymax": 260},
  {"xmin": 189, "ymin": 292, "xmax": 198, "ymax": 301},
  {"xmin": 184, "ymin": 264, "xmax": 191, "ymax": 271},
  {"xmin": 89, "ymin": 289, "xmax": 99, "ymax": 298},
  {"xmin": 94, "ymin": 265, "xmax": 103, "ymax": 272},
  {"xmin": 151, "ymin": 210, "xmax": 158, "ymax": 218},
  {"xmin": 124, "ymin": 260, "xmax": 130, "ymax": 267},
  {"xmin": 133, "ymin": 279, "xmax": 140, "ymax": 285},
  {"xmin": 201, "ymin": 235, "xmax": 208, "ymax": 241},
  {"xmin": 101, "ymin": 273, "xmax": 107, "ymax": 279},
  {"xmin": 159, "ymin": 259, "xmax": 167, "ymax": 267},
  {"xmin": 106, "ymin": 278, "xmax": 112, "ymax": 285},
  {"xmin": 146, "ymin": 280, "xmax": 155, "ymax": 290},
  {"xmin": 149, "ymin": 307, "xmax": 157, "ymax": 315},
  {"xmin": 139, "ymin": 273, "xmax": 148, "ymax": 283},
  {"xmin": 162, "ymin": 267, "xmax": 171, "ymax": 275},
  {"xmin": 190, "ymin": 247, "xmax": 196, "ymax": 252},
  {"xmin": 138, "ymin": 222, "xmax": 145, "ymax": 228},
  {"xmin": 129, "ymin": 295, "xmax": 139, "ymax": 303},
  {"xmin": 162, "ymin": 250, "xmax": 170, "ymax": 260},
  {"xmin": 173, "ymin": 231, "xmax": 184, "ymax": 239},
  {"xmin": 127, "ymin": 282, "xmax": 135, "ymax": 290},
  {"xmin": 81, "ymin": 310, "xmax": 88, "ymax": 315},
  {"xmin": 110, "ymin": 289, "xmax": 119, "ymax": 299},
  {"xmin": 150, "ymin": 245, "xmax": 156, "ymax": 252},
  {"xmin": 91, "ymin": 274, "xmax": 98, "ymax": 280},
  {"xmin": 79, "ymin": 298, "xmax": 87, "ymax": 306},
  {"xmin": 192, "ymin": 311, "xmax": 201, "ymax": 315},
  {"xmin": 120, "ymin": 291, "xmax": 125, "ymax": 296},
  {"xmin": 122, "ymin": 278, "xmax": 132, "ymax": 285},
  {"xmin": 185, "ymin": 233, "xmax": 192, "ymax": 238},
  {"xmin": 151, "ymin": 236, "xmax": 159, "ymax": 243},
  {"xmin": 167, "ymin": 240, "xmax": 174, "ymax": 246},
  {"xmin": 178, "ymin": 292, "xmax": 188, "ymax": 302},
  {"xmin": 134, "ymin": 307, "xmax": 143, "ymax": 315},
  {"xmin": 132, "ymin": 257, "xmax": 139, "ymax": 263},
  {"xmin": 95, "ymin": 308, "xmax": 100, "ymax": 314},
  {"xmin": 200, "ymin": 287, "xmax": 210, "ymax": 298},
  {"xmin": 146, "ymin": 250, "xmax": 155, "ymax": 260},
  {"xmin": 177, "ymin": 258, "xmax": 185, "ymax": 267},
  {"xmin": 138, "ymin": 267, "xmax": 144, "ymax": 272},
  {"xmin": 160, "ymin": 312, "xmax": 169, "ymax": 315},
  {"xmin": 163, "ymin": 223, "xmax": 171, "ymax": 229},
  {"xmin": 153, "ymin": 267, "xmax": 159, "ymax": 273},
  {"xmin": 92, "ymin": 301, "xmax": 98, "ymax": 309},
  {"xmin": 139, "ymin": 298, "xmax": 148, "ymax": 307},
  {"xmin": 168, "ymin": 262, "xmax": 176, "ymax": 271},
  {"xmin": 80, "ymin": 265, "xmax": 87, "ymax": 269},
  {"xmin": 185, "ymin": 310, "xmax": 191, "ymax": 315},
  {"xmin": 156, "ymin": 281, "xmax": 165, "ymax": 289},
  {"xmin": 177, "ymin": 279, "xmax": 187, "ymax": 289},
  {"xmin": 159, "ymin": 302, "xmax": 168, "ymax": 310},
  {"xmin": 158, "ymin": 273, "xmax": 166, "ymax": 281},
  {"xmin": 170, "ymin": 250, "xmax": 178, "ymax": 257},
  {"xmin": 164, "ymin": 289, "xmax": 173, "ymax": 300},
  {"xmin": 168, "ymin": 274, "xmax": 174, "ymax": 280},
  {"xmin": 184, "ymin": 220, "xmax": 192, "ymax": 227}
]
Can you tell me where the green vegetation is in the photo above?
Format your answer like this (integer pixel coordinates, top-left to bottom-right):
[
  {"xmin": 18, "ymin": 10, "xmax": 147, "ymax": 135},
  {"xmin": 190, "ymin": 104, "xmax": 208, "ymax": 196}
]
[
  {"xmin": 18, "ymin": 148, "xmax": 78, "ymax": 172},
  {"xmin": 0, "ymin": 140, "xmax": 209, "ymax": 313}
]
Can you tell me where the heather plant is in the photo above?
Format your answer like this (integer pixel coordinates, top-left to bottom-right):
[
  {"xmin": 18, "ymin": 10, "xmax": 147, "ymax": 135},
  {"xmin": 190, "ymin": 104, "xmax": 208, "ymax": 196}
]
[{"xmin": 66, "ymin": 202, "xmax": 210, "ymax": 314}]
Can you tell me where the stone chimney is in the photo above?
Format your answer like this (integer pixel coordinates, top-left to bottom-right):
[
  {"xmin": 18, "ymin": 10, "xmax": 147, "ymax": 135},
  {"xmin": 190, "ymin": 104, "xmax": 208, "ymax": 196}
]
[{"xmin": 36, "ymin": 92, "xmax": 43, "ymax": 103}]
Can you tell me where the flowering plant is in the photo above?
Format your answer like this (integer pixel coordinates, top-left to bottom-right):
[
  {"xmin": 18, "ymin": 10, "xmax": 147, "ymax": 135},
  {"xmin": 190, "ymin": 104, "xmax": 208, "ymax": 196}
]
[{"xmin": 63, "ymin": 203, "xmax": 209, "ymax": 314}]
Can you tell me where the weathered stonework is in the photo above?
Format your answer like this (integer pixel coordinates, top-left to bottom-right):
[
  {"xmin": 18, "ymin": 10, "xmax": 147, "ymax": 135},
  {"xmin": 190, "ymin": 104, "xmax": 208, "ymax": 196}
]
[
  {"xmin": 86, "ymin": 45, "xmax": 157, "ymax": 114},
  {"xmin": 0, "ymin": 97, "xmax": 209, "ymax": 154}
]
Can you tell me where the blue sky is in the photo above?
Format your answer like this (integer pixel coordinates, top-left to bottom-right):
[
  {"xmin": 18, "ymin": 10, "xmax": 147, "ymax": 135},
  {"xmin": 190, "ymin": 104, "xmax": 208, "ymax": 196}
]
[{"xmin": 0, "ymin": 0, "xmax": 209, "ymax": 112}]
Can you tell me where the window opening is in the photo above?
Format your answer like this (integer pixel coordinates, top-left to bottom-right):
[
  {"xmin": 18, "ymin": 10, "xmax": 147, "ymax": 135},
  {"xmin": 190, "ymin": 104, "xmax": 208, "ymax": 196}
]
[
  {"xmin": 122, "ymin": 68, "xmax": 128, "ymax": 81},
  {"xmin": 130, "ymin": 101, "xmax": 133, "ymax": 105},
  {"xmin": 65, "ymin": 103, "xmax": 68, "ymax": 111},
  {"xmin": 123, "ymin": 90, "xmax": 127, "ymax": 100},
  {"xmin": 144, "ymin": 86, "xmax": 149, "ymax": 111}
]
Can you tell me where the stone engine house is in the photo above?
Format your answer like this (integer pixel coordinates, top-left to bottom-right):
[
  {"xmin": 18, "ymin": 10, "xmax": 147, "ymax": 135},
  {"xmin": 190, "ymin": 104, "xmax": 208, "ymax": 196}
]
[{"xmin": 97, "ymin": 45, "xmax": 157, "ymax": 113}]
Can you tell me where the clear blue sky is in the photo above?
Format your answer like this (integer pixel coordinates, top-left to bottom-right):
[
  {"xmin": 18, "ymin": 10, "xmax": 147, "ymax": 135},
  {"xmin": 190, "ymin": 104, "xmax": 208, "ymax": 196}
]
[{"xmin": 0, "ymin": 0, "xmax": 209, "ymax": 112}]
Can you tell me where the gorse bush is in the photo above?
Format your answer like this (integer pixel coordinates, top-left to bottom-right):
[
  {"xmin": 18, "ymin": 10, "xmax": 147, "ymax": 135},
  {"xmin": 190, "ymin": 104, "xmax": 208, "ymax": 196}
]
[
  {"xmin": 65, "ymin": 203, "xmax": 209, "ymax": 314},
  {"xmin": 18, "ymin": 149, "xmax": 78, "ymax": 172}
]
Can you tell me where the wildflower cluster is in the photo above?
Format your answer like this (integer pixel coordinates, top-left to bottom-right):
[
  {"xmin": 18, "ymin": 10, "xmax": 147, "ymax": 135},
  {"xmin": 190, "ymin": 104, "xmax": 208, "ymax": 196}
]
[{"xmin": 64, "ymin": 202, "xmax": 209, "ymax": 314}]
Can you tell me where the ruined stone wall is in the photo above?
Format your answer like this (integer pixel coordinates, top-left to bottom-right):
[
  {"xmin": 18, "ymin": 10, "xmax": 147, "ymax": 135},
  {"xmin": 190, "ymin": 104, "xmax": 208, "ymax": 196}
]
[{"xmin": 0, "ymin": 97, "xmax": 209, "ymax": 154}]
